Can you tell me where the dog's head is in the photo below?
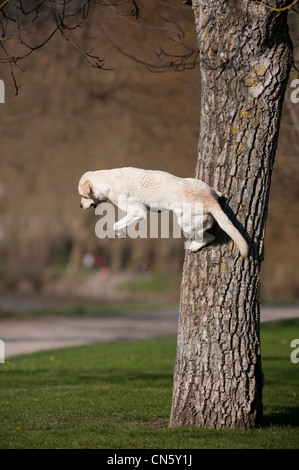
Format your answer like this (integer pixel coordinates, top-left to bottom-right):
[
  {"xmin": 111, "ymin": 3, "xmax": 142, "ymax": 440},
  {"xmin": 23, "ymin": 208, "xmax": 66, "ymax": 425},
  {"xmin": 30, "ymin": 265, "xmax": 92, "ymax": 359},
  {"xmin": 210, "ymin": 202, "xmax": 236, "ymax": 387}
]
[
  {"xmin": 78, "ymin": 172, "xmax": 99, "ymax": 210},
  {"xmin": 78, "ymin": 171, "xmax": 108, "ymax": 209},
  {"xmin": 79, "ymin": 179, "xmax": 96, "ymax": 209}
]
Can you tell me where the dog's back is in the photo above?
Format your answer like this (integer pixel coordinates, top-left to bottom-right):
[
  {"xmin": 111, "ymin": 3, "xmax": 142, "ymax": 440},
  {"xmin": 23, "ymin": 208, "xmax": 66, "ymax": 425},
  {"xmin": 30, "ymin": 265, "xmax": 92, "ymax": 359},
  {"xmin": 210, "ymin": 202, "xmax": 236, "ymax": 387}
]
[{"xmin": 103, "ymin": 167, "xmax": 213, "ymax": 206}]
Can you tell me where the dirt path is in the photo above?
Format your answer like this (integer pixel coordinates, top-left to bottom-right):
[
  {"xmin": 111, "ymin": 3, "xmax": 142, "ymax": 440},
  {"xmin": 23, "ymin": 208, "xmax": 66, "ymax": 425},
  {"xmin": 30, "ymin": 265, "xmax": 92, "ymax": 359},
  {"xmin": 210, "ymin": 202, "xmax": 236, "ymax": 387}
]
[{"xmin": 1, "ymin": 305, "xmax": 299, "ymax": 358}]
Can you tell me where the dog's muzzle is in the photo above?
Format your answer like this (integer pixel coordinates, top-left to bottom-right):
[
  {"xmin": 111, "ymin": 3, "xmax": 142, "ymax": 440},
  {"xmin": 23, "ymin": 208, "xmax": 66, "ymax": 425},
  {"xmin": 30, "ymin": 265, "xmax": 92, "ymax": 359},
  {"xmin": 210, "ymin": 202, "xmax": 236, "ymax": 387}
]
[{"xmin": 80, "ymin": 202, "xmax": 98, "ymax": 209}]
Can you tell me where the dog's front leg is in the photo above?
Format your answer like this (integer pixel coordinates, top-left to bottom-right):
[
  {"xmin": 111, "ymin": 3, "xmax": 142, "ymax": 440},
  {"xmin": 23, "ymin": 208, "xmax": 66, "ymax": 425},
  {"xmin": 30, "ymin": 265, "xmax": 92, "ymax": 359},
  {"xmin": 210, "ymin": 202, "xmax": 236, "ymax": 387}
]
[
  {"xmin": 113, "ymin": 204, "xmax": 147, "ymax": 238},
  {"xmin": 113, "ymin": 218, "xmax": 127, "ymax": 238}
]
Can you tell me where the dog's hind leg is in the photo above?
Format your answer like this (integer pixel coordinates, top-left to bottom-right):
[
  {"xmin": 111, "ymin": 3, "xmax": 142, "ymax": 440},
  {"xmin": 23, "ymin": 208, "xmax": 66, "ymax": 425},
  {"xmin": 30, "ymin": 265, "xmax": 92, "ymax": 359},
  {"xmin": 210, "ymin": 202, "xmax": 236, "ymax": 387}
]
[
  {"xmin": 184, "ymin": 212, "xmax": 215, "ymax": 252},
  {"xmin": 187, "ymin": 232, "xmax": 216, "ymax": 252}
]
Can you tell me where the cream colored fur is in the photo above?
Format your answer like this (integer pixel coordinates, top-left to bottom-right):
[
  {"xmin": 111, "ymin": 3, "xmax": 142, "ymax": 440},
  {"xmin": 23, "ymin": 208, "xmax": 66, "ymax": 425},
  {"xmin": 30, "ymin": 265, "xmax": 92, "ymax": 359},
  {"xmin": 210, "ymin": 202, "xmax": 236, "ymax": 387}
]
[{"xmin": 78, "ymin": 167, "xmax": 248, "ymax": 258}]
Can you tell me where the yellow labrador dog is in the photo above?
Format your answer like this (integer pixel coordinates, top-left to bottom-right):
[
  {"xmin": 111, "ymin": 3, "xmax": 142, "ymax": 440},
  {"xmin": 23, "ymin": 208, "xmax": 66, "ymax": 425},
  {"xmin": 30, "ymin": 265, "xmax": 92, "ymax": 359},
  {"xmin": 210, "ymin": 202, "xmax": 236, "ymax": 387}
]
[{"xmin": 78, "ymin": 167, "xmax": 248, "ymax": 258}]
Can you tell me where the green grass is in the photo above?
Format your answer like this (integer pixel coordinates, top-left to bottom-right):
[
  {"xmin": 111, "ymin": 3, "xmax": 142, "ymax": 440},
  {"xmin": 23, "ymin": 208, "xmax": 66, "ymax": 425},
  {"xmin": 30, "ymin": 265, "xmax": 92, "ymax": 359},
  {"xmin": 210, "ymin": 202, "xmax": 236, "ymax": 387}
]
[
  {"xmin": 0, "ymin": 320, "xmax": 298, "ymax": 449},
  {"xmin": 123, "ymin": 273, "xmax": 180, "ymax": 295}
]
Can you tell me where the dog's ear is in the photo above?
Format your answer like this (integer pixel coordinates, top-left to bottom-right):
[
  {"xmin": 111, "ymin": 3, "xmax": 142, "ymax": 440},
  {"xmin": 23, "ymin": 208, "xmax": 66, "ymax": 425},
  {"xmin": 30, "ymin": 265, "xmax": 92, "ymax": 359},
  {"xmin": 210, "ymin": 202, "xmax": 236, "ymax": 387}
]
[{"xmin": 81, "ymin": 179, "xmax": 93, "ymax": 197}]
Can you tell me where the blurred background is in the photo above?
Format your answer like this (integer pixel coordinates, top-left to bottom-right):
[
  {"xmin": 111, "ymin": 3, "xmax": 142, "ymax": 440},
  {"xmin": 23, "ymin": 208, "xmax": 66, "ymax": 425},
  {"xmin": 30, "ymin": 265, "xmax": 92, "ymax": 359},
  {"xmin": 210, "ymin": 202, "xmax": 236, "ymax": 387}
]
[{"xmin": 0, "ymin": 0, "xmax": 298, "ymax": 315}]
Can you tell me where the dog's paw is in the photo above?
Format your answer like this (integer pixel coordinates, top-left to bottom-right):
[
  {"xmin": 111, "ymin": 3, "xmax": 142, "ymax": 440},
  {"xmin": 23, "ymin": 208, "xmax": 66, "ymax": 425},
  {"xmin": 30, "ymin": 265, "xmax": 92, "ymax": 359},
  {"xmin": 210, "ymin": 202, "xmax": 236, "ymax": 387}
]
[
  {"xmin": 186, "ymin": 240, "xmax": 204, "ymax": 252},
  {"xmin": 185, "ymin": 234, "xmax": 216, "ymax": 252},
  {"xmin": 117, "ymin": 230, "xmax": 126, "ymax": 238},
  {"xmin": 113, "ymin": 223, "xmax": 126, "ymax": 238}
]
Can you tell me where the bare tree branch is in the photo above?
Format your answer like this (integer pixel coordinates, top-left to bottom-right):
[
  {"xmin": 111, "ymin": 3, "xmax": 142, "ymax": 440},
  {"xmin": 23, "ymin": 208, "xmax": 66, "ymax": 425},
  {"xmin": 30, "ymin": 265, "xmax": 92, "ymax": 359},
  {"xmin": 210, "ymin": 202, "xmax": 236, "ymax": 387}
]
[{"xmin": 0, "ymin": 0, "xmax": 140, "ymax": 93}]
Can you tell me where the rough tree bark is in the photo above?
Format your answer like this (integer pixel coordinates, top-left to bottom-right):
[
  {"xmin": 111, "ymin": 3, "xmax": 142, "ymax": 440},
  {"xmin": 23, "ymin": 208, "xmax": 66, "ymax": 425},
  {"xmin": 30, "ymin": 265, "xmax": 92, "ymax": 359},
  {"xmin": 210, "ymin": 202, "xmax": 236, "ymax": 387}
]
[{"xmin": 169, "ymin": 0, "xmax": 293, "ymax": 429}]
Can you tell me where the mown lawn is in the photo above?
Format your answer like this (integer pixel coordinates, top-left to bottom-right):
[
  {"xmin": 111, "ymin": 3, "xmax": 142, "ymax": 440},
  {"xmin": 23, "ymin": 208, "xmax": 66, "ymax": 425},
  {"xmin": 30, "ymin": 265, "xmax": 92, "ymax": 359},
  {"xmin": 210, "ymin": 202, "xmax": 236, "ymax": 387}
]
[{"xmin": 0, "ymin": 319, "xmax": 298, "ymax": 449}]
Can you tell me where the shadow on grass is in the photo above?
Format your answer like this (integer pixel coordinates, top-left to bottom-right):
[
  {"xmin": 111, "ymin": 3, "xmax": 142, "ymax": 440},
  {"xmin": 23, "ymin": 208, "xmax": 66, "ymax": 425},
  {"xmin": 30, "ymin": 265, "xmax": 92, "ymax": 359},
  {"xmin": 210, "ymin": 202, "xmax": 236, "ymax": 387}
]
[
  {"xmin": 52, "ymin": 367, "xmax": 174, "ymax": 388},
  {"xmin": 263, "ymin": 407, "xmax": 299, "ymax": 427}
]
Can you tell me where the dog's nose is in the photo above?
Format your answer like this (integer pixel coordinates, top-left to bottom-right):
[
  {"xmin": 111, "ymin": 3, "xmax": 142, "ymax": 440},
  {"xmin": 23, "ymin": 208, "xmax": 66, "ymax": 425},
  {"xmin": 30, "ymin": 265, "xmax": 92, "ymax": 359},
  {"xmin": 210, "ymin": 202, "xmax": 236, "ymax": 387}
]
[{"xmin": 80, "ymin": 202, "xmax": 83, "ymax": 208}]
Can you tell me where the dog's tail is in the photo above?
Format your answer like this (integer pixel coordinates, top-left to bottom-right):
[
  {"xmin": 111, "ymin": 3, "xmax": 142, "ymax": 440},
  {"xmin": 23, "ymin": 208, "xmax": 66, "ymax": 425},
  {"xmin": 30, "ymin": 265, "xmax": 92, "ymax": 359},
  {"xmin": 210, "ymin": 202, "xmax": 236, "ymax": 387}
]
[{"xmin": 208, "ymin": 201, "xmax": 248, "ymax": 259}]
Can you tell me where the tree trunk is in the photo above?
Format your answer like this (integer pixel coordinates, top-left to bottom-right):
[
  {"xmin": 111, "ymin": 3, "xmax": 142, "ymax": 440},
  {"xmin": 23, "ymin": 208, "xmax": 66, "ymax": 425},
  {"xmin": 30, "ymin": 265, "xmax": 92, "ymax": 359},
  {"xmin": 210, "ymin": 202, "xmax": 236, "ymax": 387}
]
[{"xmin": 169, "ymin": 0, "xmax": 292, "ymax": 429}]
